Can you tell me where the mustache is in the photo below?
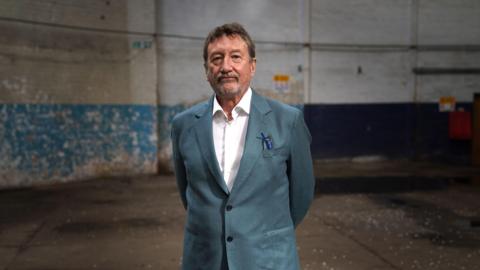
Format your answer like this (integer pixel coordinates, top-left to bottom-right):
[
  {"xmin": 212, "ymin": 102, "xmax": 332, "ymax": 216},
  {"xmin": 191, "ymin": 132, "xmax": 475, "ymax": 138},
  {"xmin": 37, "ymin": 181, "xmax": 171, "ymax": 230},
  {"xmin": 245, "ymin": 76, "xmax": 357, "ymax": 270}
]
[{"xmin": 216, "ymin": 74, "xmax": 238, "ymax": 82}]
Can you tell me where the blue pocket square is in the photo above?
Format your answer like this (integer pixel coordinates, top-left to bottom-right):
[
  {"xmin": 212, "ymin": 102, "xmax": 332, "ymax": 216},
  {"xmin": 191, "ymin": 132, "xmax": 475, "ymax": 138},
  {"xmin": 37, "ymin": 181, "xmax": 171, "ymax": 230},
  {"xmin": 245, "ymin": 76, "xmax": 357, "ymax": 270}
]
[{"xmin": 260, "ymin": 132, "xmax": 273, "ymax": 150}]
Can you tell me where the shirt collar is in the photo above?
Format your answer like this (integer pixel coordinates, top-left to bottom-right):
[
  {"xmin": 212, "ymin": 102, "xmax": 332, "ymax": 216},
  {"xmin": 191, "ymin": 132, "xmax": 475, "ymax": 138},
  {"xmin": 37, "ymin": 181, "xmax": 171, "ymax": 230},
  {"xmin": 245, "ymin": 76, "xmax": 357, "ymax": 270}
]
[{"xmin": 212, "ymin": 88, "xmax": 252, "ymax": 119}]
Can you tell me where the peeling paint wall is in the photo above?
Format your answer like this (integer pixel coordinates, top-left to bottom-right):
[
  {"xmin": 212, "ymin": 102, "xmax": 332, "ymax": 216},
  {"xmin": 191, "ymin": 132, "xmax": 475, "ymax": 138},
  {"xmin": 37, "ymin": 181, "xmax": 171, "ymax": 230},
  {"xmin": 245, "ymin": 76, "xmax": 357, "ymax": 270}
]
[
  {"xmin": 0, "ymin": 104, "xmax": 157, "ymax": 187},
  {"xmin": 0, "ymin": 1, "xmax": 157, "ymax": 188}
]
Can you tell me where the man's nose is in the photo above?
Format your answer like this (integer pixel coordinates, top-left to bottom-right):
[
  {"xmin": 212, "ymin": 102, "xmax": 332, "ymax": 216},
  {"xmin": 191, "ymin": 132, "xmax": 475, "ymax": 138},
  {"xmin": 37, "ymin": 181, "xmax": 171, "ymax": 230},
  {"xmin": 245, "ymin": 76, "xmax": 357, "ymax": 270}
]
[{"xmin": 220, "ymin": 56, "xmax": 233, "ymax": 72}]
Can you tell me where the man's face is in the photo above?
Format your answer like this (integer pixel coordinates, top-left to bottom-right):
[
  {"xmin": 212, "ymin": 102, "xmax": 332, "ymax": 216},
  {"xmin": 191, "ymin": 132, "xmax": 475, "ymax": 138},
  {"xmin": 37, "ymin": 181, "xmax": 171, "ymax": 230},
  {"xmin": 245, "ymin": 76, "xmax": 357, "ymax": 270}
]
[{"xmin": 205, "ymin": 35, "xmax": 256, "ymax": 100}]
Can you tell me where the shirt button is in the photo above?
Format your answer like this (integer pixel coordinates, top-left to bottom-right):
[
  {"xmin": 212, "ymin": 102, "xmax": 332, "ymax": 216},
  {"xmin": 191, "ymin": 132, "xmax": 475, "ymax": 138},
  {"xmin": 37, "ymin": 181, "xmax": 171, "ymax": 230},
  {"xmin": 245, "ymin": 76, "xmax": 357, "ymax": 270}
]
[
  {"xmin": 226, "ymin": 205, "xmax": 233, "ymax": 211},
  {"xmin": 227, "ymin": 236, "xmax": 233, "ymax": 242}
]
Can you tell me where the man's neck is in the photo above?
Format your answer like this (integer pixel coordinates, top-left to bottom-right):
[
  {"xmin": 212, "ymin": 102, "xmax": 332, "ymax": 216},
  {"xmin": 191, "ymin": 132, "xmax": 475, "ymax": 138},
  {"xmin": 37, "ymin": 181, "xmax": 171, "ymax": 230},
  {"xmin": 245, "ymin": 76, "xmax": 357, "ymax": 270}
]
[
  {"xmin": 217, "ymin": 99, "xmax": 238, "ymax": 120},
  {"xmin": 216, "ymin": 89, "xmax": 249, "ymax": 120}
]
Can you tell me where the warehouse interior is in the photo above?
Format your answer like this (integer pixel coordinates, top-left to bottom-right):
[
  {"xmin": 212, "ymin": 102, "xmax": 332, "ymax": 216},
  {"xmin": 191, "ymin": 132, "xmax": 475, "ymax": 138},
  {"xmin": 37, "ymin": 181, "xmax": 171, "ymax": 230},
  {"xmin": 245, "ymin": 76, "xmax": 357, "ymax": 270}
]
[{"xmin": 1, "ymin": 0, "xmax": 479, "ymax": 269}]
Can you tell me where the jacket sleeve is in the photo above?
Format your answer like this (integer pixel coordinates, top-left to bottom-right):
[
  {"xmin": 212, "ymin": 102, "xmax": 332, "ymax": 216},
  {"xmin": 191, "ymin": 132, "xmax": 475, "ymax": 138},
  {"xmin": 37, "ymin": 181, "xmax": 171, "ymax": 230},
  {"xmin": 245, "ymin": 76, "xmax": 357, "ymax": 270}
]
[
  {"xmin": 288, "ymin": 110, "xmax": 315, "ymax": 227},
  {"xmin": 171, "ymin": 119, "xmax": 188, "ymax": 210}
]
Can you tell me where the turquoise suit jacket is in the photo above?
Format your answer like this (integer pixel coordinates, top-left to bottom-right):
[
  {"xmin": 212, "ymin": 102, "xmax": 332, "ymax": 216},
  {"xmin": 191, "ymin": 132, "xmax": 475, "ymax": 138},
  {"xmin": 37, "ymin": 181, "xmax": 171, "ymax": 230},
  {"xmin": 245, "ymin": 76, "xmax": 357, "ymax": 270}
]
[{"xmin": 171, "ymin": 90, "xmax": 315, "ymax": 270}]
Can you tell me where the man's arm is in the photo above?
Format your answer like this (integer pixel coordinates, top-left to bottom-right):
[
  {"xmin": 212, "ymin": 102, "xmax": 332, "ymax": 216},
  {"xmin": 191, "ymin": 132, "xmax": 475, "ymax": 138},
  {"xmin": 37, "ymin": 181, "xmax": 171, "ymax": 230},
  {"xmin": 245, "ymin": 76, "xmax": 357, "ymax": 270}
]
[
  {"xmin": 171, "ymin": 120, "xmax": 188, "ymax": 209},
  {"xmin": 288, "ymin": 110, "xmax": 315, "ymax": 227}
]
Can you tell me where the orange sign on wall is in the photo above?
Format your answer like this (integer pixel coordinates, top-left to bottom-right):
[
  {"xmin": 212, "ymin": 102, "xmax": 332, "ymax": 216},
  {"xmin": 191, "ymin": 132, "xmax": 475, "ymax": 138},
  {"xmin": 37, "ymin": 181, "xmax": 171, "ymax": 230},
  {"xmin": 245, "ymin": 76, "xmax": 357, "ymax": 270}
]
[
  {"xmin": 273, "ymin": 74, "xmax": 290, "ymax": 93},
  {"xmin": 439, "ymin": 96, "xmax": 456, "ymax": 112}
]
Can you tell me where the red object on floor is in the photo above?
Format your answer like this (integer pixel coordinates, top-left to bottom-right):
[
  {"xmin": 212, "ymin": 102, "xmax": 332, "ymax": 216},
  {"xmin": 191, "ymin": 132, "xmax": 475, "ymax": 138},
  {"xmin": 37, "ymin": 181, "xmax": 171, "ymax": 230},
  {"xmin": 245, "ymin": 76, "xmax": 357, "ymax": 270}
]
[{"xmin": 449, "ymin": 111, "xmax": 472, "ymax": 140}]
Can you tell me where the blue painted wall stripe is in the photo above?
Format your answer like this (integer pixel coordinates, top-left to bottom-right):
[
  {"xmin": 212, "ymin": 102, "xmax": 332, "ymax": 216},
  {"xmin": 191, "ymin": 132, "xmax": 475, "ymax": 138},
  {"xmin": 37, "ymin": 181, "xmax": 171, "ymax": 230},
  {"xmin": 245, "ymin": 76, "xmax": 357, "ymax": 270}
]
[
  {"xmin": 0, "ymin": 101, "xmax": 474, "ymax": 187},
  {"xmin": 157, "ymin": 104, "xmax": 186, "ymax": 144},
  {"xmin": 0, "ymin": 104, "xmax": 157, "ymax": 181}
]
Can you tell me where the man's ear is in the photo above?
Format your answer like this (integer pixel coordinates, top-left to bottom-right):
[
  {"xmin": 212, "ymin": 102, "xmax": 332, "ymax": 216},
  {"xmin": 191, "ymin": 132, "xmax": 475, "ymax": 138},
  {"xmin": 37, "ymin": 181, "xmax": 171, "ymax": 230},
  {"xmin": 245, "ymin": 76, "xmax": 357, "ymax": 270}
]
[{"xmin": 250, "ymin": 58, "xmax": 256, "ymax": 75}]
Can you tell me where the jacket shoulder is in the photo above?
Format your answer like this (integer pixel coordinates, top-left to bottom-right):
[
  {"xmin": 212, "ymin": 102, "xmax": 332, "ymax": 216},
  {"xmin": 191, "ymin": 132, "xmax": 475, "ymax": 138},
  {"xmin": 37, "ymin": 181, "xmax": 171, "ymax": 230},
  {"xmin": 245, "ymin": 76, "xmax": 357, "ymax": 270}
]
[
  {"xmin": 261, "ymin": 95, "xmax": 303, "ymax": 124},
  {"xmin": 171, "ymin": 99, "xmax": 209, "ymax": 131},
  {"xmin": 266, "ymin": 97, "xmax": 302, "ymax": 114}
]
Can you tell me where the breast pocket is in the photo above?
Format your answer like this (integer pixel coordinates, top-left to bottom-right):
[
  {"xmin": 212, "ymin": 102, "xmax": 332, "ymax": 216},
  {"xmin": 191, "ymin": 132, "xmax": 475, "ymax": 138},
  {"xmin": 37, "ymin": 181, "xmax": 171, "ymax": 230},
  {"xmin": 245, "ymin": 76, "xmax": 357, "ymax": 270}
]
[{"xmin": 263, "ymin": 146, "xmax": 289, "ymax": 158}]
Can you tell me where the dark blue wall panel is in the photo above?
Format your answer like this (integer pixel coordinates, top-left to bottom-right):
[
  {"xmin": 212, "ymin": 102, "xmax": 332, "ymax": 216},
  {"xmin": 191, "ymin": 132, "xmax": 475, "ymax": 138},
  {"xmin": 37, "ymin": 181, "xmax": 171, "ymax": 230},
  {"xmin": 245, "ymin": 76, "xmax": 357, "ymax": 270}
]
[
  {"xmin": 304, "ymin": 103, "xmax": 472, "ymax": 162},
  {"xmin": 414, "ymin": 103, "xmax": 472, "ymax": 163}
]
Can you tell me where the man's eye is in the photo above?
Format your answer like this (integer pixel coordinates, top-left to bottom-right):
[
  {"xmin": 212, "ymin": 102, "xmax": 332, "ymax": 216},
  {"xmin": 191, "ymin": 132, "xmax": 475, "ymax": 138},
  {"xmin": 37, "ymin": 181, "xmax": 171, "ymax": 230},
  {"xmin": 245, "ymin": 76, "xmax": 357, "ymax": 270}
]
[
  {"xmin": 231, "ymin": 55, "xmax": 242, "ymax": 62},
  {"xmin": 211, "ymin": 56, "xmax": 222, "ymax": 64}
]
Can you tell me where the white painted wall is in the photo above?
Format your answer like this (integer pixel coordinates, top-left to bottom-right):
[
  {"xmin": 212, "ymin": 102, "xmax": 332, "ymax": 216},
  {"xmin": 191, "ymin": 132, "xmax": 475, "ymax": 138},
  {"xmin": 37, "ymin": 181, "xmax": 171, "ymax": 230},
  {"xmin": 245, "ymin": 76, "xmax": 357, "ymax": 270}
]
[
  {"xmin": 417, "ymin": 51, "xmax": 480, "ymax": 102},
  {"xmin": 156, "ymin": 0, "xmax": 480, "ymax": 105},
  {"xmin": 311, "ymin": 0, "xmax": 412, "ymax": 45},
  {"xmin": 158, "ymin": 0, "xmax": 306, "ymax": 43},
  {"xmin": 156, "ymin": 40, "xmax": 306, "ymax": 105},
  {"xmin": 0, "ymin": 0, "xmax": 155, "ymax": 33},
  {"xmin": 156, "ymin": 0, "xmax": 308, "ymax": 105},
  {"xmin": 311, "ymin": 51, "xmax": 414, "ymax": 104},
  {"xmin": 414, "ymin": 0, "xmax": 480, "ymax": 103},
  {"xmin": 0, "ymin": 0, "xmax": 157, "ymax": 105},
  {"xmin": 2, "ymin": 0, "xmax": 478, "ymax": 106},
  {"xmin": 253, "ymin": 45, "xmax": 305, "ymax": 104},
  {"xmin": 156, "ymin": 38, "xmax": 210, "ymax": 105},
  {"xmin": 418, "ymin": 0, "xmax": 480, "ymax": 45}
]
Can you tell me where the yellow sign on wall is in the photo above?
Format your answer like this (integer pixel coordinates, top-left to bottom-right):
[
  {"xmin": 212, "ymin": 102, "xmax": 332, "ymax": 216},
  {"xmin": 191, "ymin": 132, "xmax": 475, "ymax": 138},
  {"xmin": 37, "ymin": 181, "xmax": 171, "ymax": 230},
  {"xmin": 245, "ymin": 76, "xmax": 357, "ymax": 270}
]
[
  {"xmin": 439, "ymin": 96, "xmax": 456, "ymax": 112},
  {"xmin": 273, "ymin": 74, "xmax": 290, "ymax": 93}
]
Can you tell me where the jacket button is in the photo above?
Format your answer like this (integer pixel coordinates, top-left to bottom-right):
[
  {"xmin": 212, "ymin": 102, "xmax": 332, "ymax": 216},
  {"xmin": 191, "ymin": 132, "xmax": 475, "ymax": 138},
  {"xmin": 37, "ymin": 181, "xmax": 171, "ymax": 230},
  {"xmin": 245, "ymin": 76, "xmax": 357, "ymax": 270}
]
[
  {"xmin": 227, "ymin": 236, "xmax": 233, "ymax": 242},
  {"xmin": 226, "ymin": 205, "xmax": 233, "ymax": 211}
]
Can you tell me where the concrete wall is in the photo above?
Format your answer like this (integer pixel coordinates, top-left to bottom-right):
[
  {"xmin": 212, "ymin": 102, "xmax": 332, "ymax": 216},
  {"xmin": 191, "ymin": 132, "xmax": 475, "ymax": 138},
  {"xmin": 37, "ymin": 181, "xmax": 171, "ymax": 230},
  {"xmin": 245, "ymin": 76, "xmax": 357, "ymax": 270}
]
[
  {"xmin": 156, "ymin": 0, "xmax": 480, "ymax": 163},
  {"xmin": 309, "ymin": 0, "xmax": 480, "ymax": 105},
  {"xmin": 1, "ymin": 0, "xmax": 479, "ymax": 188},
  {"xmin": 156, "ymin": 0, "xmax": 308, "ymax": 105},
  {"xmin": 307, "ymin": 0, "xmax": 480, "ymax": 161},
  {"xmin": 155, "ymin": 0, "xmax": 309, "ymax": 165},
  {"xmin": 0, "ymin": 0, "xmax": 158, "ymax": 187}
]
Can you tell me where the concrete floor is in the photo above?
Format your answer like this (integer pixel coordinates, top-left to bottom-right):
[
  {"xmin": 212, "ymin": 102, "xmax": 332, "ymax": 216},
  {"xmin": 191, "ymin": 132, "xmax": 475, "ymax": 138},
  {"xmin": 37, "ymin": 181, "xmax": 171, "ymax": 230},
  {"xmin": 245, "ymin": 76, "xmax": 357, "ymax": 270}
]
[{"xmin": 1, "ymin": 162, "xmax": 480, "ymax": 270}]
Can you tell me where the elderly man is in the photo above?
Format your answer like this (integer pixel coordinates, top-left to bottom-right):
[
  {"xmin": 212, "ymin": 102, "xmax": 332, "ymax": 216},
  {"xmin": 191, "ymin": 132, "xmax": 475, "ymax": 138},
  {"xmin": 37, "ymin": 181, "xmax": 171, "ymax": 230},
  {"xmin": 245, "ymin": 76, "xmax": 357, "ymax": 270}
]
[{"xmin": 171, "ymin": 22, "xmax": 315, "ymax": 270}]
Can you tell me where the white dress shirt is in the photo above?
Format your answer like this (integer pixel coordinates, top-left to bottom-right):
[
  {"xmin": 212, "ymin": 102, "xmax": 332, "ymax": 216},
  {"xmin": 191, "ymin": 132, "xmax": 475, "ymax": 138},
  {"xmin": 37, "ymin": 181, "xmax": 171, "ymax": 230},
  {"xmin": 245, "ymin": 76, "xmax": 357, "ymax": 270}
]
[{"xmin": 212, "ymin": 88, "xmax": 252, "ymax": 191}]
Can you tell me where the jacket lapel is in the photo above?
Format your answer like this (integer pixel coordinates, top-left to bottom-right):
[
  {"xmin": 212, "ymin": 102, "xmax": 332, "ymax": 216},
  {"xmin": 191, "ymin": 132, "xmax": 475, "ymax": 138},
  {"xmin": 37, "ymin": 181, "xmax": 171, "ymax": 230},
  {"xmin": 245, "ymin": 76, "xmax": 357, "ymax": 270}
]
[
  {"xmin": 193, "ymin": 97, "xmax": 229, "ymax": 195},
  {"xmin": 231, "ymin": 91, "xmax": 271, "ymax": 192}
]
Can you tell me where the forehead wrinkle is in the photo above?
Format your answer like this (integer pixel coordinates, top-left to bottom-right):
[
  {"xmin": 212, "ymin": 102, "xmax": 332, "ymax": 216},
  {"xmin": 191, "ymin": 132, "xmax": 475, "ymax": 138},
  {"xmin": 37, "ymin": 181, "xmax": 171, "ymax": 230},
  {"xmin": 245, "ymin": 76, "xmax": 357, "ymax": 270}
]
[{"xmin": 208, "ymin": 36, "xmax": 247, "ymax": 54}]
